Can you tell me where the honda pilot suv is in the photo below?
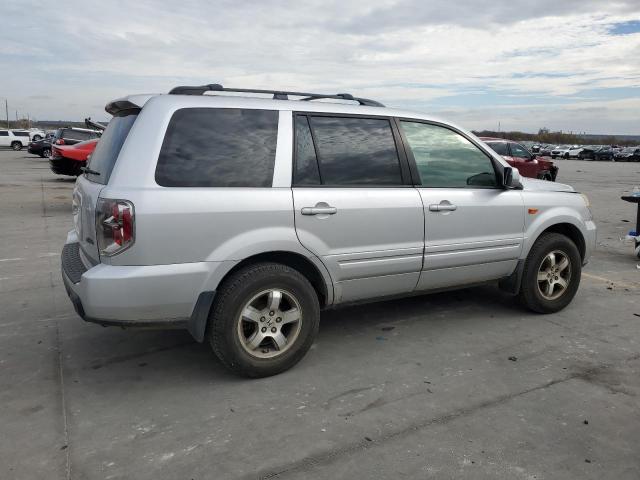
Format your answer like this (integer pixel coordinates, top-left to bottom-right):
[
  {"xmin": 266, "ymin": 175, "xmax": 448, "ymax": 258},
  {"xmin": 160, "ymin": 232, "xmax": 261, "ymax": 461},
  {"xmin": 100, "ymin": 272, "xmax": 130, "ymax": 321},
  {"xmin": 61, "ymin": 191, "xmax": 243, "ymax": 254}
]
[{"xmin": 62, "ymin": 84, "xmax": 596, "ymax": 377}]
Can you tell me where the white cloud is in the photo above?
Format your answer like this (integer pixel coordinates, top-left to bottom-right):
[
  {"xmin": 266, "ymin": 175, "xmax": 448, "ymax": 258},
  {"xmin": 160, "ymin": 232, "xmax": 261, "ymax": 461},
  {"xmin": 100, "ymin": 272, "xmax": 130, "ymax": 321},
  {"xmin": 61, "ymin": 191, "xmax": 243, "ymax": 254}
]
[{"xmin": 0, "ymin": 0, "xmax": 639, "ymax": 133}]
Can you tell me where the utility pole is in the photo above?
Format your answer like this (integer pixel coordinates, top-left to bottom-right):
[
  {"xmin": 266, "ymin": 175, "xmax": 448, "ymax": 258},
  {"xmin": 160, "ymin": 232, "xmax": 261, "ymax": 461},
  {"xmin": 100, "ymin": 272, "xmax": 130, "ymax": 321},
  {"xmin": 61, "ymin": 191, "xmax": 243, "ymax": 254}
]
[{"xmin": 4, "ymin": 99, "xmax": 8, "ymax": 128}]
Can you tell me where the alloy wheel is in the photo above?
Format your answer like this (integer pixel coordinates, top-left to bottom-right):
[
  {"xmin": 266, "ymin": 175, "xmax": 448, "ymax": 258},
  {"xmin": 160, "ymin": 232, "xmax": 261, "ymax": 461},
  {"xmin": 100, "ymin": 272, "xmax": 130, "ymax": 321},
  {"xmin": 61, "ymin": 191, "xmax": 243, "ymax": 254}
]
[
  {"xmin": 536, "ymin": 250, "xmax": 572, "ymax": 300},
  {"xmin": 237, "ymin": 289, "xmax": 302, "ymax": 359}
]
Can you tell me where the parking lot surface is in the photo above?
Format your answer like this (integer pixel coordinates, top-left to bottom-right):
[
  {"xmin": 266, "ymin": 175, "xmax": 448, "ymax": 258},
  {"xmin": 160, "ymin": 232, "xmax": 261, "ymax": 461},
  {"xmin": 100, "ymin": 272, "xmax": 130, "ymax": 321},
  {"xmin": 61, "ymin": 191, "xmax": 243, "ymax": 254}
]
[{"xmin": 1, "ymin": 150, "xmax": 639, "ymax": 480}]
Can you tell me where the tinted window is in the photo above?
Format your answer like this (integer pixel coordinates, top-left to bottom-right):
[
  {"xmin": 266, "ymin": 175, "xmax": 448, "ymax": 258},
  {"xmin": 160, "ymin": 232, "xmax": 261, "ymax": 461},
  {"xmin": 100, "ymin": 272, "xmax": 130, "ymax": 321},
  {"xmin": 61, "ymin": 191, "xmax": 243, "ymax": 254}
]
[
  {"xmin": 156, "ymin": 108, "xmax": 278, "ymax": 188},
  {"xmin": 66, "ymin": 130, "xmax": 91, "ymax": 141},
  {"xmin": 0, "ymin": 131, "xmax": 8, "ymax": 136},
  {"xmin": 401, "ymin": 122, "xmax": 497, "ymax": 188},
  {"xmin": 13, "ymin": 131, "xmax": 30, "ymax": 137},
  {"xmin": 510, "ymin": 143, "xmax": 531, "ymax": 158},
  {"xmin": 486, "ymin": 141, "xmax": 509, "ymax": 156},
  {"xmin": 294, "ymin": 116, "xmax": 321, "ymax": 185},
  {"xmin": 85, "ymin": 112, "xmax": 138, "ymax": 185},
  {"xmin": 308, "ymin": 116, "xmax": 402, "ymax": 185}
]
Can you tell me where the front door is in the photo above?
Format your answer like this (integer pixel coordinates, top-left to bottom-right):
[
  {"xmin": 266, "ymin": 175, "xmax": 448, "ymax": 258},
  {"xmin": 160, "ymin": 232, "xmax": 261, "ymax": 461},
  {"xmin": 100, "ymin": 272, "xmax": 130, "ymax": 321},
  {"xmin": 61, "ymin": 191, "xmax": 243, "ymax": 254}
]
[
  {"xmin": 291, "ymin": 114, "xmax": 424, "ymax": 303},
  {"xmin": 398, "ymin": 120, "xmax": 525, "ymax": 290}
]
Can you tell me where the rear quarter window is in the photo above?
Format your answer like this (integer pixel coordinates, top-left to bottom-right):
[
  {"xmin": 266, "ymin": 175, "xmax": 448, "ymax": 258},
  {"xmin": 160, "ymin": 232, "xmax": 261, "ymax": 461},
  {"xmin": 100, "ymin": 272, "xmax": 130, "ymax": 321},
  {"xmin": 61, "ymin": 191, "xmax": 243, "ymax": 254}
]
[
  {"xmin": 155, "ymin": 108, "xmax": 278, "ymax": 187},
  {"xmin": 85, "ymin": 111, "xmax": 138, "ymax": 185}
]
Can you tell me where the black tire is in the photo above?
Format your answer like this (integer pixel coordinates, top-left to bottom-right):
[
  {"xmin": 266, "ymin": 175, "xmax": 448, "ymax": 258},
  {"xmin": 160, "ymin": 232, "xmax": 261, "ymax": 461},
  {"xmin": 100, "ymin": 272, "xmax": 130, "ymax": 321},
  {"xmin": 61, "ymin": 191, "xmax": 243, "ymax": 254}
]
[
  {"xmin": 41, "ymin": 148, "xmax": 51, "ymax": 158},
  {"xmin": 33, "ymin": 135, "xmax": 42, "ymax": 141},
  {"xmin": 519, "ymin": 233, "xmax": 582, "ymax": 314},
  {"xmin": 208, "ymin": 262, "xmax": 320, "ymax": 378},
  {"xmin": 11, "ymin": 141, "xmax": 22, "ymax": 151}
]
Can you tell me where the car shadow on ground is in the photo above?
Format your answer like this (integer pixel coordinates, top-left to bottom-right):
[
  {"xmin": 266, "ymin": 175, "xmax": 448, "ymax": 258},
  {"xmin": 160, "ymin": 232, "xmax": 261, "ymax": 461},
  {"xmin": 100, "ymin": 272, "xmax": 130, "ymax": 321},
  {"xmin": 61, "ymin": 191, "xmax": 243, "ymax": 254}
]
[{"xmin": 63, "ymin": 284, "xmax": 525, "ymax": 387}]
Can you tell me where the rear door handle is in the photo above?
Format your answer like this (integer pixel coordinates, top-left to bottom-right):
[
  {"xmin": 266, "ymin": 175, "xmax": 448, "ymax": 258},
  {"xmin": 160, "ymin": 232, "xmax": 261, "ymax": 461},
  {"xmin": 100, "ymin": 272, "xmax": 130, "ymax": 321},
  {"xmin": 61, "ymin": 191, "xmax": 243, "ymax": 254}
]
[
  {"xmin": 429, "ymin": 203, "xmax": 457, "ymax": 212},
  {"xmin": 301, "ymin": 205, "xmax": 337, "ymax": 215}
]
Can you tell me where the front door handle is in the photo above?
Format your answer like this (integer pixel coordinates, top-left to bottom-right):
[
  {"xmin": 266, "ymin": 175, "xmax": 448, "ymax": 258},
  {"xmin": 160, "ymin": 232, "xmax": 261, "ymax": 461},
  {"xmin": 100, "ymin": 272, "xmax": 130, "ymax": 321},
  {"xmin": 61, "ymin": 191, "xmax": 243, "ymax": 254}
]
[
  {"xmin": 429, "ymin": 202, "xmax": 457, "ymax": 212},
  {"xmin": 301, "ymin": 204, "xmax": 337, "ymax": 215}
]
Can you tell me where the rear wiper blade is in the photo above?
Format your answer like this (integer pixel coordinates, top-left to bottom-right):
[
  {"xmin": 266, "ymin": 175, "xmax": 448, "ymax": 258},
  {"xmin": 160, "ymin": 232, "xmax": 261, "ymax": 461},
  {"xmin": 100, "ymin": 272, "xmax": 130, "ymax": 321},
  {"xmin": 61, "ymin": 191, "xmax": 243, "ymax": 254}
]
[{"xmin": 80, "ymin": 166, "xmax": 100, "ymax": 176}]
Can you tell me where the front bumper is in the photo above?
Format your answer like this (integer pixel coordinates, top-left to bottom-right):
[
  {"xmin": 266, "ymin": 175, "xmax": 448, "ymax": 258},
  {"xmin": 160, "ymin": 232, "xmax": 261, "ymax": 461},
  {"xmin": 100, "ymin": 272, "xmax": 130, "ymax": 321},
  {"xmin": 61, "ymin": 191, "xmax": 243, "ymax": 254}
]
[
  {"xmin": 61, "ymin": 241, "xmax": 223, "ymax": 328},
  {"xmin": 583, "ymin": 220, "xmax": 597, "ymax": 265}
]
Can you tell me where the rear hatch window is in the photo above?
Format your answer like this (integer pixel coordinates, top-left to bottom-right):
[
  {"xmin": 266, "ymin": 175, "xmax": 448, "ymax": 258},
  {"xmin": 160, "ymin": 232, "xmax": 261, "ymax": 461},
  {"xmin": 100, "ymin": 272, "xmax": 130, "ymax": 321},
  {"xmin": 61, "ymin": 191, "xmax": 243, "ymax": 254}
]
[{"xmin": 85, "ymin": 111, "xmax": 138, "ymax": 184}]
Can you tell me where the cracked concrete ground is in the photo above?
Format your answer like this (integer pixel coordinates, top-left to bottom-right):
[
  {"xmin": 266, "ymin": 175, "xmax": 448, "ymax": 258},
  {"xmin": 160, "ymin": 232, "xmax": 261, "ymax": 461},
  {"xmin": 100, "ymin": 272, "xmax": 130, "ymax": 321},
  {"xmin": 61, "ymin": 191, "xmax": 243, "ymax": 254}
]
[{"xmin": 0, "ymin": 150, "xmax": 639, "ymax": 479}]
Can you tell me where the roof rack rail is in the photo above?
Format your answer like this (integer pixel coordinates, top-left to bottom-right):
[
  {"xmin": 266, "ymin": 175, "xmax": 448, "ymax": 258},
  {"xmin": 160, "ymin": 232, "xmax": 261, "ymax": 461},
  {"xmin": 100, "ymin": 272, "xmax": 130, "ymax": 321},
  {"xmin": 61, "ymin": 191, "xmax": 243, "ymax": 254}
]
[{"xmin": 168, "ymin": 84, "xmax": 384, "ymax": 107}]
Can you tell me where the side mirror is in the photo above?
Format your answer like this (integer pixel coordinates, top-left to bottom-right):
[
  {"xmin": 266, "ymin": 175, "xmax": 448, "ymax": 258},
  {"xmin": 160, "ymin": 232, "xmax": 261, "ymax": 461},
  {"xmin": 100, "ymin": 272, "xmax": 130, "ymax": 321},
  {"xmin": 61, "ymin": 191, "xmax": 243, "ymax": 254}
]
[
  {"xmin": 530, "ymin": 153, "xmax": 537, "ymax": 160},
  {"xmin": 503, "ymin": 166, "xmax": 522, "ymax": 189}
]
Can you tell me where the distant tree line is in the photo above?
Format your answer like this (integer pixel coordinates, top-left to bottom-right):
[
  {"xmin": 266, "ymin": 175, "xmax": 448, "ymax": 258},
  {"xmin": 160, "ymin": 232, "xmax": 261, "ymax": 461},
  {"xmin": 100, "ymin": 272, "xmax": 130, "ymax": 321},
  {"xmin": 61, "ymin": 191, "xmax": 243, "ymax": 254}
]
[{"xmin": 472, "ymin": 127, "xmax": 638, "ymax": 146}]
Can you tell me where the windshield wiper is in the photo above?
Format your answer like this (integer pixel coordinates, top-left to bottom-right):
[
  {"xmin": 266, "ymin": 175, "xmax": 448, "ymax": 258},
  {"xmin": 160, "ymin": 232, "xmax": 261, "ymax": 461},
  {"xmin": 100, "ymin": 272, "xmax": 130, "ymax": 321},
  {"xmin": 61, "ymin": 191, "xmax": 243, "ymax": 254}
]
[{"xmin": 80, "ymin": 166, "xmax": 101, "ymax": 176}]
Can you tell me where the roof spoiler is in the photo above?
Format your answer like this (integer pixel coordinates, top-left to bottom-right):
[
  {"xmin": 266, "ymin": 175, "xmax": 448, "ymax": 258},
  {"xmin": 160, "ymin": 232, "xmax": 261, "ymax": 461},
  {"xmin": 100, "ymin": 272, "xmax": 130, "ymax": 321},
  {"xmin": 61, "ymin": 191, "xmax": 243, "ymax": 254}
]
[
  {"xmin": 105, "ymin": 99, "xmax": 142, "ymax": 116},
  {"xmin": 168, "ymin": 83, "xmax": 384, "ymax": 107}
]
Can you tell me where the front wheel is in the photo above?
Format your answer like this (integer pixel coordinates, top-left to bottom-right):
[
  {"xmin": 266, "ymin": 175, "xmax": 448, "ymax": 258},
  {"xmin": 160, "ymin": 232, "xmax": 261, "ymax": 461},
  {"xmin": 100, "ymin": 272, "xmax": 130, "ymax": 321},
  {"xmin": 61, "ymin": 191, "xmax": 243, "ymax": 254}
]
[
  {"xmin": 33, "ymin": 135, "xmax": 42, "ymax": 141},
  {"xmin": 208, "ymin": 262, "xmax": 320, "ymax": 378},
  {"xmin": 11, "ymin": 142, "xmax": 22, "ymax": 151},
  {"xmin": 519, "ymin": 233, "xmax": 581, "ymax": 313}
]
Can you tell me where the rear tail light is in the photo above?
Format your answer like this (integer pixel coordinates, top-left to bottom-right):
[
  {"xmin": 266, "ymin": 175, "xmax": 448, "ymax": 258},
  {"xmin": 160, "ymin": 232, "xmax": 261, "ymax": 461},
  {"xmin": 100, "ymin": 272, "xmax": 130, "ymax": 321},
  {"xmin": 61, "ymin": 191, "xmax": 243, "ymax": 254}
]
[{"xmin": 96, "ymin": 199, "xmax": 135, "ymax": 256}]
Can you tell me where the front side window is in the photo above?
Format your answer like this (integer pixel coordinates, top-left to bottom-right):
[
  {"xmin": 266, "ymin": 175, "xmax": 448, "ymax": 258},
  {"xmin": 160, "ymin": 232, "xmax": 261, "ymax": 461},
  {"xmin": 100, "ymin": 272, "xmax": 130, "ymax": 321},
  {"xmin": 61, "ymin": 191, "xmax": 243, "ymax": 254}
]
[
  {"xmin": 156, "ymin": 108, "xmax": 278, "ymax": 188},
  {"xmin": 509, "ymin": 143, "xmax": 531, "ymax": 159},
  {"xmin": 401, "ymin": 121, "xmax": 497, "ymax": 188},
  {"xmin": 306, "ymin": 116, "xmax": 402, "ymax": 186}
]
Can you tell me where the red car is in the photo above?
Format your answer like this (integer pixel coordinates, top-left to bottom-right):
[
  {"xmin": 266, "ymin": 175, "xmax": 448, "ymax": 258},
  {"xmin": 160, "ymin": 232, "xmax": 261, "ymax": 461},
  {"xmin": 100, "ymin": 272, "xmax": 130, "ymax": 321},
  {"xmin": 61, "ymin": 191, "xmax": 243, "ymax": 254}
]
[
  {"xmin": 49, "ymin": 139, "xmax": 99, "ymax": 176},
  {"xmin": 480, "ymin": 137, "xmax": 558, "ymax": 181}
]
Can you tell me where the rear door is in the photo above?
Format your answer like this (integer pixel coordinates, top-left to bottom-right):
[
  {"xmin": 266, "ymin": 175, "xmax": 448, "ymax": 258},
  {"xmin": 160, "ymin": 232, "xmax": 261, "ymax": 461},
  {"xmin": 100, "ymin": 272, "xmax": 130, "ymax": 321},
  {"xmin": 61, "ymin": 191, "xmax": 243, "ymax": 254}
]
[
  {"xmin": 0, "ymin": 130, "xmax": 8, "ymax": 147},
  {"xmin": 398, "ymin": 120, "xmax": 524, "ymax": 290},
  {"xmin": 292, "ymin": 114, "xmax": 424, "ymax": 303}
]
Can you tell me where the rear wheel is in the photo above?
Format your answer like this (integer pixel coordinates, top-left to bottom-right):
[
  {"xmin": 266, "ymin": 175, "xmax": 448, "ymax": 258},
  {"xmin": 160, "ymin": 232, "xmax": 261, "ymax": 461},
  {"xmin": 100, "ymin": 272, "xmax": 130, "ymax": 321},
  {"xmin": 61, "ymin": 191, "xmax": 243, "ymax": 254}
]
[
  {"xmin": 33, "ymin": 135, "xmax": 42, "ymax": 141},
  {"xmin": 208, "ymin": 262, "xmax": 320, "ymax": 378},
  {"xmin": 519, "ymin": 233, "xmax": 581, "ymax": 313},
  {"xmin": 41, "ymin": 147, "xmax": 51, "ymax": 158},
  {"xmin": 11, "ymin": 141, "xmax": 22, "ymax": 151}
]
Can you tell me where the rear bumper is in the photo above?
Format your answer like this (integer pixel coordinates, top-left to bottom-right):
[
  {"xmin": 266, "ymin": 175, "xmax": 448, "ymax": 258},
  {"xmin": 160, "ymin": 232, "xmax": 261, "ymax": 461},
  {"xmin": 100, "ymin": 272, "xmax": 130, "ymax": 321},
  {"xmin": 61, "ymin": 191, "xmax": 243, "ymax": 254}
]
[{"xmin": 61, "ymin": 240, "xmax": 225, "ymax": 329}]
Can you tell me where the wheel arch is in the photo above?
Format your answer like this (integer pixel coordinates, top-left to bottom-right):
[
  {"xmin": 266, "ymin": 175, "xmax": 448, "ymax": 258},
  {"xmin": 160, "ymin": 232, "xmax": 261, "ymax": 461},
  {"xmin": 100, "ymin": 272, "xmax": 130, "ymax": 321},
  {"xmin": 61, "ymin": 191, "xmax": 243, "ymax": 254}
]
[
  {"xmin": 538, "ymin": 222, "xmax": 586, "ymax": 261},
  {"xmin": 221, "ymin": 251, "xmax": 332, "ymax": 308},
  {"xmin": 189, "ymin": 250, "xmax": 333, "ymax": 343}
]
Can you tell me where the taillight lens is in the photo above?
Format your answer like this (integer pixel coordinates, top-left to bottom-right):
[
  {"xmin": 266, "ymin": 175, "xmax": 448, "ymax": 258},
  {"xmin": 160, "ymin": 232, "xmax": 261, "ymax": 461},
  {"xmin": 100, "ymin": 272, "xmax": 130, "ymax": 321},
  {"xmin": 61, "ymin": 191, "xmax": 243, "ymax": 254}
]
[{"xmin": 96, "ymin": 199, "xmax": 135, "ymax": 256}]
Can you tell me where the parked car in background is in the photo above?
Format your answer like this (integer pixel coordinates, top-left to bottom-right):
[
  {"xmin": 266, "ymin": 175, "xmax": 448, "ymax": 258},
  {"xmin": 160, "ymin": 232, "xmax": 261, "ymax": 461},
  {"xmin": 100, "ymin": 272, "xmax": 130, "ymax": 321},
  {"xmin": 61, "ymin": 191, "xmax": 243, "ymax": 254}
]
[
  {"xmin": 592, "ymin": 146, "xmax": 616, "ymax": 161},
  {"xmin": 614, "ymin": 147, "xmax": 640, "ymax": 162},
  {"xmin": 27, "ymin": 132, "xmax": 55, "ymax": 157},
  {"xmin": 49, "ymin": 138, "xmax": 99, "ymax": 176},
  {"xmin": 567, "ymin": 146, "xmax": 585, "ymax": 158},
  {"xmin": 551, "ymin": 145, "xmax": 573, "ymax": 159},
  {"xmin": 61, "ymin": 85, "xmax": 595, "ymax": 377},
  {"xmin": 530, "ymin": 144, "xmax": 541, "ymax": 153},
  {"xmin": 0, "ymin": 129, "xmax": 31, "ymax": 150},
  {"xmin": 539, "ymin": 144, "xmax": 554, "ymax": 156},
  {"xmin": 52, "ymin": 127, "xmax": 101, "ymax": 146},
  {"xmin": 29, "ymin": 128, "xmax": 46, "ymax": 141},
  {"xmin": 480, "ymin": 137, "xmax": 558, "ymax": 181}
]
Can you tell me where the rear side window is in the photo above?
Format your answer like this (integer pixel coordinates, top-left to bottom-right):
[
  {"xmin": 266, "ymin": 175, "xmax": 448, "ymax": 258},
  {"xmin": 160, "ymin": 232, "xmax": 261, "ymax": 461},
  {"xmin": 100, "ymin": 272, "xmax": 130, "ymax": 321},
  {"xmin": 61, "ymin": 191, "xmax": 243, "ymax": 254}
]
[
  {"xmin": 294, "ymin": 116, "xmax": 321, "ymax": 185},
  {"xmin": 305, "ymin": 116, "xmax": 402, "ymax": 186},
  {"xmin": 13, "ymin": 131, "xmax": 30, "ymax": 137},
  {"xmin": 85, "ymin": 111, "xmax": 138, "ymax": 184},
  {"xmin": 486, "ymin": 142, "xmax": 509, "ymax": 156},
  {"xmin": 156, "ymin": 108, "xmax": 278, "ymax": 187},
  {"xmin": 0, "ymin": 131, "xmax": 8, "ymax": 136}
]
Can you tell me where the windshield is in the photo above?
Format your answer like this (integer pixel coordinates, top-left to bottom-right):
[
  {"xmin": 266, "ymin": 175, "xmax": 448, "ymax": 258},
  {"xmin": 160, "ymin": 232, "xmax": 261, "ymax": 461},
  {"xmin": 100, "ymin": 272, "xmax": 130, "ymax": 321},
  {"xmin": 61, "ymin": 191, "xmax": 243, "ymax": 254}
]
[{"xmin": 85, "ymin": 111, "xmax": 138, "ymax": 184}]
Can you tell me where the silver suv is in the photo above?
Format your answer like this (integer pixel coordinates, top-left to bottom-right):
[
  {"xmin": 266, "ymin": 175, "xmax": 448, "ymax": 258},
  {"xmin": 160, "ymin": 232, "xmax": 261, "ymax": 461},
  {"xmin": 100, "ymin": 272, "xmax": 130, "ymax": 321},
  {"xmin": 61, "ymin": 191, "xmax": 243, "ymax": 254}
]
[{"xmin": 61, "ymin": 84, "xmax": 596, "ymax": 377}]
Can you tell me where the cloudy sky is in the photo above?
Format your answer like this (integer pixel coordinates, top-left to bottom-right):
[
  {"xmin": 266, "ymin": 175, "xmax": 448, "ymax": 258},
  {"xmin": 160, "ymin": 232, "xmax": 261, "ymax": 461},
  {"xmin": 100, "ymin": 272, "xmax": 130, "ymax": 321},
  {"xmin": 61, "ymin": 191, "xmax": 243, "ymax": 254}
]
[{"xmin": 1, "ymin": 0, "xmax": 639, "ymax": 134}]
